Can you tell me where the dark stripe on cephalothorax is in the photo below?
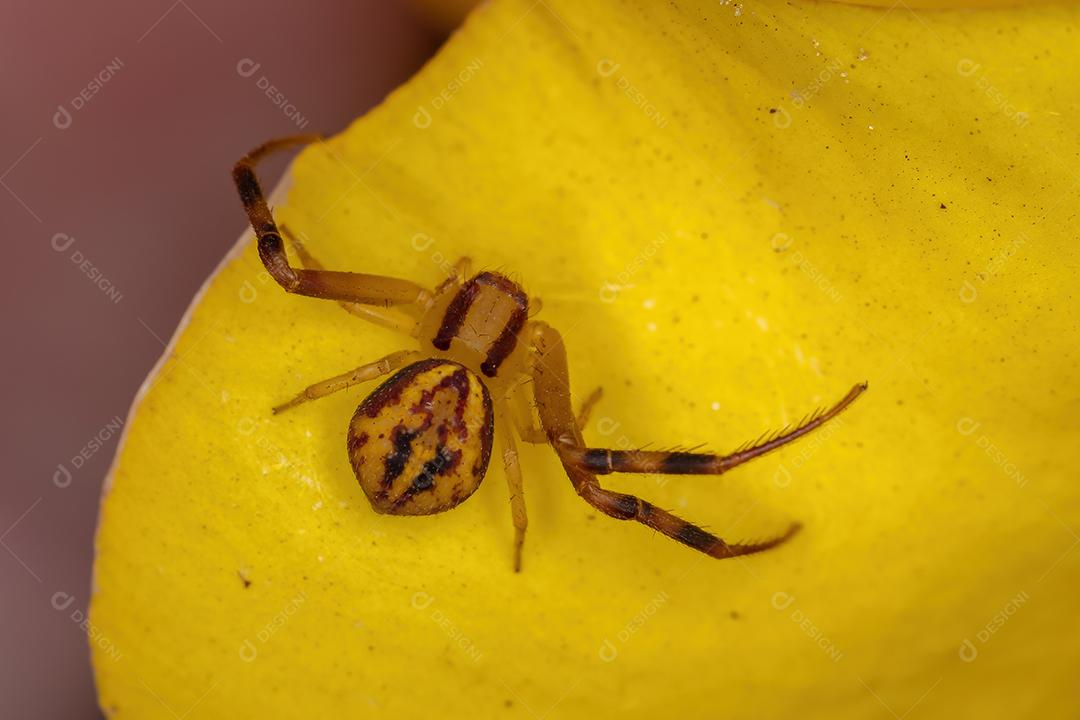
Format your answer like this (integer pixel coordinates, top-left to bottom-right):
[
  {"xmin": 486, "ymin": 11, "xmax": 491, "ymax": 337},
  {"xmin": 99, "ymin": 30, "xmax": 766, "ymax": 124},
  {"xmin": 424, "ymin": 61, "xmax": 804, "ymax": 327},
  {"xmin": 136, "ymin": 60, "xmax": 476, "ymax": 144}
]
[
  {"xmin": 431, "ymin": 272, "xmax": 529, "ymax": 377},
  {"xmin": 432, "ymin": 281, "xmax": 480, "ymax": 351},
  {"xmin": 475, "ymin": 273, "xmax": 528, "ymax": 377},
  {"xmin": 480, "ymin": 313, "xmax": 526, "ymax": 377}
]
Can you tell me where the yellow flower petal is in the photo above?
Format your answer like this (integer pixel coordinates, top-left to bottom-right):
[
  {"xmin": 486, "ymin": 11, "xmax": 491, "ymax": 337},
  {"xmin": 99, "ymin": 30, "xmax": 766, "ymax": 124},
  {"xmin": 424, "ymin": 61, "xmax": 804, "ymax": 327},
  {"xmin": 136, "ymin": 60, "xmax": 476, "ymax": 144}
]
[{"xmin": 92, "ymin": 1, "xmax": 1080, "ymax": 718}]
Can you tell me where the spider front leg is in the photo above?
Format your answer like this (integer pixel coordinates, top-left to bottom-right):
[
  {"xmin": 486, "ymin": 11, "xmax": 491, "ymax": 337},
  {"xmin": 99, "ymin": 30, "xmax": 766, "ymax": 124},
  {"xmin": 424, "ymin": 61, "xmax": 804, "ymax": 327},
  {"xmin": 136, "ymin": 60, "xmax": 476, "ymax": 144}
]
[
  {"xmin": 273, "ymin": 349, "xmax": 420, "ymax": 414},
  {"xmin": 280, "ymin": 224, "xmax": 420, "ymax": 336},
  {"xmin": 561, "ymin": 383, "xmax": 867, "ymax": 477},
  {"xmin": 233, "ymin": 135, "xmax": 431, "ymax": 309},
  {"xmin": 528, "ymin": 322, "xmax": 807, "ymax": 560}
]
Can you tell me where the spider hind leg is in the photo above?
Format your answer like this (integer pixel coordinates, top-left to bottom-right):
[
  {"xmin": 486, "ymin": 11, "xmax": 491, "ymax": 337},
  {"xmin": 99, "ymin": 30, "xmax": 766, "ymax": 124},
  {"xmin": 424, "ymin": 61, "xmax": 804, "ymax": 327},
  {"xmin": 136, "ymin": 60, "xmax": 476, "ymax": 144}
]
[
  {"xmin": 563, "ymin": 383, "xmax": 867, "ymax": 476},
  {"xmin": 527, "ymin": 321, "xmax": 843, "ymax": 561},
  {"xmin": 579, "ymin": 481, "xmax": 801, "ymax": 559}
]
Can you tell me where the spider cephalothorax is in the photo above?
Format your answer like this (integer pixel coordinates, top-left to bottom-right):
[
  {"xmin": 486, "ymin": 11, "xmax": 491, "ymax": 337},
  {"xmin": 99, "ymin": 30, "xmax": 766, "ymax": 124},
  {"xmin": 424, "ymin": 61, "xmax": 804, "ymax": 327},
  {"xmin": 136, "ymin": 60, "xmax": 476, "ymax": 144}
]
[{"xmin": 233, "ymin": 134, "xmax": 867, "ymax": 571}]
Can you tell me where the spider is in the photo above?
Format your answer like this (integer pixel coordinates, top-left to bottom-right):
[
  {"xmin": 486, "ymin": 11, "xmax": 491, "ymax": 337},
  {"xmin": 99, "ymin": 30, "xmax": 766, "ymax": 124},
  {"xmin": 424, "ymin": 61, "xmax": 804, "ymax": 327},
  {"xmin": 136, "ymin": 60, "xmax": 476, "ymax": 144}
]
[{"xmin": 233, "ymin": 134, "xmax": 867, "ymax": 572}]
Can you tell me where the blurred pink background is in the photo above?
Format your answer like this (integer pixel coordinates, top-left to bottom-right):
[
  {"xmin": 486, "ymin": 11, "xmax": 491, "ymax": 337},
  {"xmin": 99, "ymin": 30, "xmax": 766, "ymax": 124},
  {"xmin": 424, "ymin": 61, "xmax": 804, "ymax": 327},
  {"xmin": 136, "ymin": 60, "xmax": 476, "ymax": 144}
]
[{"xmin": 1, "ymin": 2, "xmax": 443, "ymax": 716}]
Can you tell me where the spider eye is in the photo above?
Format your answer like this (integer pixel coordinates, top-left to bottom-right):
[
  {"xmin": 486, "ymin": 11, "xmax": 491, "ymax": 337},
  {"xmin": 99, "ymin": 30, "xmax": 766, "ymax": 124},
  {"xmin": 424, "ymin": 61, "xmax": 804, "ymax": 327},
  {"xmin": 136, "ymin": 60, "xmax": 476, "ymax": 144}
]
[{"xmin": 347, "ymin": 359, "xmax": 494, "ymax": 516}]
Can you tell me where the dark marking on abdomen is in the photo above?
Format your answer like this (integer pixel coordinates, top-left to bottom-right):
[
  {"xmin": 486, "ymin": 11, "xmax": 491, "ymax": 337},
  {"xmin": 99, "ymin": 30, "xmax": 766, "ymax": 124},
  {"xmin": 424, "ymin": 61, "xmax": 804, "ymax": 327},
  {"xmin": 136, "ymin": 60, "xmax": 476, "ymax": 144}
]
[
  {"xmin": 411, "ymin": 445, "xmax": 462, "ymax": 492},
  {"xmin": 383, "ymin": 425, "xmax": 417, "ymax": 485}
]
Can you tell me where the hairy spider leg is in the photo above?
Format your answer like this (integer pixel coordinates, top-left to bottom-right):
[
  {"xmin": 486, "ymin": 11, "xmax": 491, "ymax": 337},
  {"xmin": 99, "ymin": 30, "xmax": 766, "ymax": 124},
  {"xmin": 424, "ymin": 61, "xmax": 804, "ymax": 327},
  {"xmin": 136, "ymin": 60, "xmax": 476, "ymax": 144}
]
[
  {"xmin": 273, "ymin": 350, "xmax": 421, "ymax": 414},
  {"xmin": 561, "ymin": 384, "xmax": 867, "ymax": 476},
  {"xmin": 529, "ymin": 323, "xmax": 805, "ymax": 560},
  {"xmin": 232, "ymin": 135, "xmax": 430, "ymax": 308},
  {"xmin": 278, "ymin": 224, "xmax": 422, "ymax": 336},
  {"xmin": 498, "ymin": 403, "xmax": 529, "ymax": 572}
]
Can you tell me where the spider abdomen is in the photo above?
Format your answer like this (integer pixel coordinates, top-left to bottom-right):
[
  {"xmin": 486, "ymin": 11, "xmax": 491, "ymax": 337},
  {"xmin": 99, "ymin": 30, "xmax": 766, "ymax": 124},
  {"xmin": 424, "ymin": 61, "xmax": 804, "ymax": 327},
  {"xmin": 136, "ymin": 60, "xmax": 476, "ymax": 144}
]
[{"xmin": 348, "ymin": 359, "xmax": 494, "ymax": 516}]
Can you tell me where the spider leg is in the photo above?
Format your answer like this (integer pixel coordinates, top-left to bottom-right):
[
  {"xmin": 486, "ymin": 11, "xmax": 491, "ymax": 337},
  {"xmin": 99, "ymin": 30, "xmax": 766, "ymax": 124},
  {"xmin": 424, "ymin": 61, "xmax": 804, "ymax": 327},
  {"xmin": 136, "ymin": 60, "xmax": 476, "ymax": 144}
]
[
  {"xmin": 528, "ymin": 321, "xmax": 801, "ymax": 560},
  {"xmin": 452, "ymin": 257, "xmax": 472, "ymax": 284},
  {"xmin": 233, "ymin": 135, "xmax": 431, "ymax": 308},
  {"xmin": 562, "ymin": 383, "xmax": 867, "ymax": 476},
  {"xmin": 273, "ymin": 349, "xmax": 420, "ymax": 414},
  {"xmin": 498, "ymin": 402, "xmax": 528, "ymax": 572},
  {"xmin": 429, "ymin": 256, "xmax": 472, "ymax": 298},
  {"xmin": 510, "ymin": 378, "xmax": 603, "ymax": 444},
  {"xmin": 576, "ymin": 386, "xmax": 603, "ymax": 430},
  {"xmin": 510, "ymin": 386, "xmax": 547, "ymax": 443},
  {"xmin": 279, "ymin": 224, "xmax": 420, "ymax": 336},
  {"xmin": 579, "ymin": 482, "xmax": 801, "ymax": 558}
]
